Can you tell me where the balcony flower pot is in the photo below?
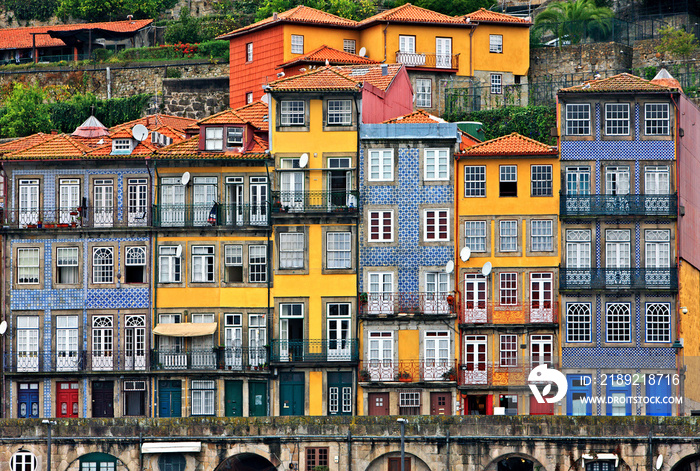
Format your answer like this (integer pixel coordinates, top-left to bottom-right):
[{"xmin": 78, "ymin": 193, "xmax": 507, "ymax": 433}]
[
  {"xmin": 359, "ymin": 369, "xmax": 371, "ymax": 381},
  {"xmin": 396, "ymin": 371, "xmax": 412, "ymax": 382},
  {"xmin": 359, "ymin": 292, "xmax": 368, "ymax": 304},
  {"xmin": 37, "ymin": 221, "xmax": 43, "ymax": 228},
  {"xmin": 27, "ymin": 224, "xmax": 37, "ymax": 229},
  {"xmin": 58, "ymin": 223, "xmax": 70, "ymax": 228},
  {"xmin": 44, "ymin": 223, "xmax": 55, "ymax": 229},
  {"xmin": 71, "ymin": 222, "xmax": 77, "ymax": 228},
  {"xmin": 442, "ymin": 367, "xmax": 457, "ymax": 381}
]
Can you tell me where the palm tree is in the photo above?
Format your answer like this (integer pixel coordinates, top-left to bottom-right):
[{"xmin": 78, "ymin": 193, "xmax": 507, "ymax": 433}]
[{"xmin": 534, "ymin": 0, "xmax": 614, "ymax": 45}]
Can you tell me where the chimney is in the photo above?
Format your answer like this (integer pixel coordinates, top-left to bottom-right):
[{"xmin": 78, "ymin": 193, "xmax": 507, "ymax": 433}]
[
  {"xmin": 273, "ymin": 12, "xmax": 278, "ymax": 20},
  {"xmin": 51, "ymin": 129, "xmax": 59, "ymax": 135},
  {"xmin": 381, "ymin": 64, "xmax": 388, "ymax": 76}
]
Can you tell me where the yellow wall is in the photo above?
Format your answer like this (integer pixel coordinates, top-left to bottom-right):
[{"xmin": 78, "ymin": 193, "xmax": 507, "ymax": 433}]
[
  {"xmin": 309, "ymin": 371, "xmax": 324, "ymax": 415},
  {"xmin": 679, "ymin": 260, "xmax": 700, "ymax": 406},
  {"xmin": 398, "ymin": 330, "xmax": 419, "ymax": 362},
  {"xmin": 283, "ymin": 24, "xmax": 360, "ymax": 61},
  {"xmin": 471, "ymin": 24, "xmax": 530, "ymax": 75}
]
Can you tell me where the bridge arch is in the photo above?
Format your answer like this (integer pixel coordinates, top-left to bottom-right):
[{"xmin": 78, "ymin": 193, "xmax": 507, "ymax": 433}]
[
  {"xmin": 365, "ymin": 451, "xmax": 433, "ymax": 471},
  {"xmin": 669, "ymin": 453, "xmax": 700, "ymax": 471},
  {"xmin": 213, "ymin": 453, "xmax": 277, "ymax": 471},
  {"xmin": 484, "ymin": 452, "xmax": 547, "ymax": 471}
]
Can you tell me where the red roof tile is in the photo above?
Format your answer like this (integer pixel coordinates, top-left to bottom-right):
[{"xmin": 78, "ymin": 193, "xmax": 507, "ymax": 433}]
[
  {"xmin": 267, "ymin": 66, "xmax": 361, "ymax": 92},
  {"xmin": 359, "ymin": 3, "xmax": 467, "ymax": 26},
  {"xmin": 462, "ymin": 8, "xmax": 531, "ymax": 25},
  {"xmin": 278, "ymin": 45, "xmax": 379, "ymax": 68},
  {"xmin": 559, "ymin": 73, "xmax": 678, "ymax": 93},
  {"xmin": 457, "ymin": 132, "xmax": 557, "ymax": 157},
  {"xmin": 4, "ymin": 134, "xmax": 95, "ymax": 160},
  {"xmin": 110, "ymin": 114, "xmax": 196, "ymax": 134},
  {"xmin": 0, "ymin": 133, "xmax": 53, "ymax": 155},
  {"xmin": 234, "ymin": 101, "xmax": 269, "ymax": 131},
  {"xmin": 154, "ymin": 136, "xmax": 269, "ymax": 160},
  {"xmin": 334, "ymin": 64, "xmax": 403, "ymax": 91},
  {"xmin": 383, "ymin": 110, "xmax": 445, "ymax": 123},
  {"xmin": 198, "ymin": 109, "xmax": 248, "ymax": 125}
]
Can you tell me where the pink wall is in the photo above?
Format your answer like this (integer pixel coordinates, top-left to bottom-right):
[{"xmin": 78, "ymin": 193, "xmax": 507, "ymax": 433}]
[
  {"xmin": 679, "ymin": 95, "xmax": 700, "ymax": 269},
  {"xmin": 361, "ymin": 67, "xmax": 413, "ymax": 124}
]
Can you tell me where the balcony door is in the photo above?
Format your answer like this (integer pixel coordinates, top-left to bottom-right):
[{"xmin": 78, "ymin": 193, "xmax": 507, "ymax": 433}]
[
  {"xmin": 606, "ymin": 230, "xmax": 631, "ymax": 286},
  {"xmin": 158, "ymin": 314, "xmax": 185, "ymax": 368},
  {"xmin": 93, "ymin": 179, "xmax": 114, "ymax": 227},
  {"xmin": 225, "ymin": 177, "xmax": 244, "ymax": 225},
  {"xmin": 605, "ymin": 166, "xmax": 630, "ymax": 212},
  {"xmin": 530, "ymin": 334, "xmax": 553, "ymax": 367},
  {"xmin": 646, "ymin": 229, "xmax": 671, "ymax": 286},
  {"xmin": 193, "ymin": 177, "xmax": 217, "ymax": 226},
  {"xmin": 17, "ymin": 316, "xmax": 39, "ymax": 372},
  {"xmin": 425, "ymin": 272, "xmax": 449, "ymax": 314},
  {"xmin": 327, "ymin": 157, "xmax": 353, "ymax": 209},
  {"xmin": 191, "ymin": 313, "xmax": 216, "ymax": 369},
  {"xmin": 280, "ymin": 304, "xmax": 304, "ymax": 362},
  {"xmin": 280, "ymin": 159, "xmax": 304, "ymax": 211},
  {"xmin": 423, "ymin": 331, "xmax": 450, "ymax": 380},
  {"xmin": 436, "ymin": 37, "xmax": 452, "ymax": 68},
  {"xmin": 161, "ymin": 177, "xmax": 185, "ymax": 226},
  {"xmin": 57, "ymin": 316, "xmax": 79, "ymax": 372},
  {"xmin": 368, "ymin": 272, "xmax": 394, "ymax": 315},
  {"xmin": 249, "ymin": 177, "xmax": 268, "ymax": 225},
  {"xmin": 249, "ymin": 314, "xmax": 266, "ymax": 368},
  {"xmin": 529, "ymin": 273, "xmax": 553, "ymax": 322},
  {"xmin": 566, "ymin": 230, "xmax": 591, "ymax": 286},
  {"xmin": 565, "ymin": 167, "xmax": 590, "ymax": 212},
  {"xmin": 645, "ymin": 166, "xmax": 670, "ymax": 212},
  {"xmin": 125, "ymin": 315, "xmax": 146, "ymax": 371},
  {"xmin": 59, "ymin": 179, "xmax": 80, "ymax": 224},
  {"xmin": 127, "ymin": 178, "xmax": 148, "ymax": 226},
  {"xmin": 463, "ymin": 335, "xmax": 487, "ymax": 384},
  {"xmin": 92, "ymin": 316, "xmax": 113, "ymax": 371},
  {"xmin": 225, "ymin": 314, "xmax": 243, "ymax": 370},
  {"xmin": 18, "ymin": 179, "xmax": 39, "ymax": 226},
  {"xmin": 463, "ymin": 274, "xmax": 487, "ymax": 322},
  {"xmin": 368, "ymin": 331, "xmax": 393, "ymax": 381},
  {"xmin": 327, "ymin": 303, "xmax": 351, "ymax": 361}
]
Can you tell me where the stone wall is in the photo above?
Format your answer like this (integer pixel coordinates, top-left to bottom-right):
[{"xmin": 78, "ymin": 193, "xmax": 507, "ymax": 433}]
[
  {"xmin": 530, "ymin": 43, "xmax": 634, "ymax": 78},
  {"xmin": 162, "ymin": 77, "xmax": 230, "ymax": 119}
]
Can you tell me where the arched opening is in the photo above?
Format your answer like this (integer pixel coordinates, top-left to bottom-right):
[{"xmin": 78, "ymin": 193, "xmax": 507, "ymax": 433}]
[
  {"xmin": 214, "ymin": 453, "xmax": 277, "ymax": 471},
  {"xmin": 365, "ymin": 451, "xmax": 432, "ymax": 471},
  {"xmin": 498, "ymin": 457, "xmax": 534, "ymax": 471},
  {"xmin": 671, "ymin": 454, "xmax": 700, "ymax": 471}
]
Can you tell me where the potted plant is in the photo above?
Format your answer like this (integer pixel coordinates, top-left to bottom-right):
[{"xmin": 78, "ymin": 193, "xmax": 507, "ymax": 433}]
[
  {"xmin": 396, "ymin": 371, "xmax": 412, "ymax": 382},
  {"xmin": 442, "ymin": 367, "xmax": 457, "ymax": 381},
  {"xmin": 446, "ymin": 294, "xmax": 455, "ymax": 306},
  {"xmin": 37, "ymin": 220, "xmax": 43, "ymax": 229},
  {"xmin": 272, "ymin": 200, "xmax": 282, "ymax": 212},
  {"xmin": 359, "ymin": 369, "xmax": 371, "ymax": 381},
  {"xmin": 359, "ymin": 292, "xmax": 368, "ymax": 304}
]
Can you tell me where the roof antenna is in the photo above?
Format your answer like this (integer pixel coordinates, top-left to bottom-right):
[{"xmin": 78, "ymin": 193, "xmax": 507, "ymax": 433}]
[{"xmin": 90, "ymin": 104, "xmax": 95, "ymax": 116}]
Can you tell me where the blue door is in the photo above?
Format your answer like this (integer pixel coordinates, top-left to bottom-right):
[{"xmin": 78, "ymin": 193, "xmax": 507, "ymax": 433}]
[
  {"xmin": 646, "ymin": 375, "xmax": 672, "ymax": 416},
  {"xmin": 606, "ymin": 379, "xmax": 632, "ymax": 416},
  {"xmin": 566, "ymin": 375, "xmax": 592, "ymax": 416},
  {"xmin": 18, "ymin": 382, "xmax": 39, "ymax": 418},
  {"xmin": 279, "ymin": 372, "xmax": 304, "ymax": 416},
  {"xmin": 158, "ymin": 380, "xmax": 182, "ymax": 417}
]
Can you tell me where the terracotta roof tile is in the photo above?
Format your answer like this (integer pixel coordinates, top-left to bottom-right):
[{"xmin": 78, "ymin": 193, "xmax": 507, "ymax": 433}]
[
  {"xmin": 109, "ymin": 114, "xmax": 196, "ymax": 133},
  {"xmin": 462, "ymin": 8, "xmax": 531, "ymax": 25},
  {"xmin": 460, "ymin": 131, "xmax": 481, "ymax": 151},
  {"xmin": 267, "ymin": 65, "xmax": 361, "ymax": 92},
  {"xmin": 234, "ymin": 101, "xmax": 269, "ymax": 131},
  {"xmin": 559, "ymin": 73, "xmax": 677, "ymax": 93},
  {"xmin": 383, "ymin": 109, "xmax": 445, "ymax": 123},
  {"xmin": 278, "ymin": 45, "xmax": 379, "ymax": 68},
  {"xmin": 335, "ymin": 64, "xmax": 403, "ymax": 91},
  {"xmin": 0, "ymin": 133, "xmax": 53, "ymax": 154},
  {"xmin": 198, "ymin": 109, "xmax": 248, "ymax": 125},
  {"xmin": 457, "ymin": 132, "xmax": 557, "ymax": 156},
  {"xmin": 4, "ymin": 134, "xmax": 95, "ymax": 160},
  {"xmin": 359, "ymin": 3, "xmax": 467, "ymax": 26},
  {"xmin": 218, "ymin": 5, "xmax": 356, "ymax": 39},
  {"xmin": 154, "ymin": 136, "xmax": 269, "ymax": 160}
]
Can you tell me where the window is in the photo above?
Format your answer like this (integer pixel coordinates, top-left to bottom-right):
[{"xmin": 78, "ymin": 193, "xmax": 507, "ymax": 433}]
[
  {"xmin": 605, "ymin": 166, "xmax": 630, "ymax": 195},
  {"xmin": 158, "ymin": 246, "xmax": 181, "ymax": 283},
  {"xmin": 399, "ymin": 35, "xmax": 416, "ymax": 53},
  {"xmin": 424, "ymin": 148, "xmax": 448, "ymax": 180},
  {"xmin": 531, "ymin": 165, "xmax": 553, "ymax": 196},
  {"xmin": 586, "ymin": 462, "xmax": 616, "ymax": 471},
  {"xmin": 500, "ymin": 334, "xmax": 517, "ymax": 366},
  {"xmin": 368, "ymin": 149, "xmax": 393, "ymax": 181},
  {"xmin": 464, "ymin": 166, "xmax": 486, "ymax": 197},
  {"xmin": 606, "ymin": 230, "xmax": 631, "ymax": 269},
  {"xmin": 566, "ymin": 104, "xmax": 591, "ymax": 136},
  {"xmin": 113, "ymin": 139, "xmax": 131, "ymax": 151},
  {"xmin": 305, "ymin": 448, "xmax": 329, "ymax": 471},
  {"xmin": 125, "ymin": 246, "xmax": 146, "ymax": 283},
  {"xmin": 465, "ymin": 221, "xmax": 487, "ymax": 252},
  {"xmin": 489, "ymin": 34, "xmax": 503, "ymax": 53},
  {"xmin": 327, "ymin": 232, "xmax": 351, "ymax": 269},
  {"xmin": 645, "ymin": 103, "xmax": 670, "ymax": 135},
  {"xmin": 123, "ymin": 380, "xmax": 146, "ymax": 416},
  {"xmin": 280, "ymin": 232, "xmax": 304, "ymax": 269},
  {"xmin": 566, "ymin": 166, "xmax": 591, "ymax": 195},
  {"xmin": 646, "ymin": 229, "xmax": 670, "ymax": 268},
  {"xmin": 343, "ymin": 39, "xmax": 356, "ymax": 54},
  {"xmin": 246, "ymin": 42, "xmax": 253, "ymax": 62},
  {"xmin": 191, "ymin": 380, "xmax": 215, "ymax": 415},
  {"xmin": 500, "ymin": 394, "xmax": 518, "ymax": 415},
  {"xmin": 499, "ymin": 273, "xmax": 517, "ymax": 305},
  {"xmin": 11, "ymin": 451, "xmax": 37, "ymax": 471},
  {"xmin": 424, "ymin": 209, "xmax": 449, "ymax": 241},
  {"xmin": 246, "ymin": 92, "xmax": 253, "ymax": 104},
  {"xmin": 327, "ymin": 100, "xmax": 352, "ymax": 125},
  {"xmin": 227, "ymin": 127, "xmax": 243, "ymax": 147},
  {"xmin": 291, "ymin": 34, "xmax": 304, "ymax": 54},
  {"xmin": 499, "ymin": 165, "xmax": 517, "ymax": 197},
  {"xmin": 499, "ymin": 220, "xmax": 517, "ymax": 252},
  {"xmin": 92, "ymin": 247, "xmax": 113, "ymax": 284},
  {"xmin": 368, "ymin": 272, "xmax": 394, "ymax": 315},
  {"xmin": 158, "ymin": 454, "xmax": 186, "ymax": 471},
  {"xmin": 566, "ymin": 303, "xmax": 592, "ymax": 343},
  {"xmin": 18, "ymin": 178, "xmax": 39, "ymax": 226},
  {"xmin": 191, "ymin": 246, "xmax": 215, "ymax": 282},
  {"xmin": 399, "ymin": 391, "xmax": 421, "ymax": 415},
  {"xmin": 645, "ymin": 166, "xmax": 670, "ymax": 195},
  {"xmin": 205, "ymin": 127, "xmax": 223, "ymax": 151},
  {"xmin": 17, "ymin": 248, "xmax": 39, "ymax": 284},
  {"xmin": 605, "ymin": 103, "xmax": 630, "ymax": 135},
  {"xmin": 531, "ymin": 220, "xmax": 553, "ymax": 252},
  {"xmin": 646, "ymin": 303, "xmax": 671, "ymax": 342},
  {"xmin": 606, "ymin": 303, "xmax": 631, "ymax": 343},
  {"xmin": 566, "ymin": 229, "xmax": 591, "ymax": 268},
  {"xmin": 224, "ymin": 245, "xmax": 243, "ymax": 282},
  {"xmin": 249, "ymin": 245, "xmax": 267, "ymax": 282},
  {"xmin": 416, "ymin": 79, "xmax": 432, "ymax": 108},
  {"xmin": 491, "ymin": 74, "xmax": 502, "ymax": 94},
  {"xmin": 369, "ymin": 210, "xmax": 393, "ymax": 242},
  {"xmin": 80, "ymin": 453, "xmax": 117, "ymax": 471},
  {"xmin": 56, "ymin": 247, "xmax": 79, "ymax": 284},
  {"xmin": 280, "ymin": 100, "xmax": 305, "ymax": 126}
]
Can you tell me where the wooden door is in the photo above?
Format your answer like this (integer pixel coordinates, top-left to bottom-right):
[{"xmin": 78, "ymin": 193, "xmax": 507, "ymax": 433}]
[
  {"xmin": 57, "ymin": 382, "xmax": 79, "ymax": 418},
  {"xmin": 225, "ymin": 380, "xmax": 243, "ymax": 417},
  {"xmin": 91, "ymin": 381, "xmax": 114, "ymax": 418},
  {"xmin": 368, "ymin": 392, "xmax": 389, "ymax": 416},
  {"xmin": 430, "ymin": 392, "xmax": 451, "ymax": 416},
  {"xmin": 388, "ymin": 457, "xmax": 411, "ymax": 471}
]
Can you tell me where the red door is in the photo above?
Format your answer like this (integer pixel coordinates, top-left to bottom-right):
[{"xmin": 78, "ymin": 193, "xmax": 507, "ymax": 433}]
[
  {"xmin": 57, "ymin": 382, "xmax": 79, "ymax": 418},
  {"xmin": 368, "ymin": 392, "xmax": 389, "ymax": 416},
  {"xmin": 430, "ymin": 392, "xmax": 452, "ymax": 415},
  {"xmin": 388, "ymin": 458, "xmax": 411, "ymax": 471},
  {"xmin": 529, "ymin": 395, "xmax": 554, "ymax": 415}
]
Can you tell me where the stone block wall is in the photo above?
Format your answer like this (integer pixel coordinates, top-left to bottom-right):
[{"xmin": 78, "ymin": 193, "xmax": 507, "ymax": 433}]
[
  {"xmin": 530, "ymin": 43, "xmax": 633, "ymax": 78},
  {"xmin": 162, "ymin": 77, "xmax": 230, "ymax": 119}
]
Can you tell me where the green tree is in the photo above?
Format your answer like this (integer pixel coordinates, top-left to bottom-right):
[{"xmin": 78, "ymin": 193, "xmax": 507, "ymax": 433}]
[
  {"xmin": 3, "ymin": 0, "xmax": 59, "ymax": 21},
  {"xmin": 656, "ymin": 24, "xmax": 698, "ymax": 61},
  {"xmin": 164, "ymin": 8, "xmax": 204, "ymax": 44},
  {"xmin": 533, "ymin": 0, "xmax": 614, "ymax": 45},
  {"xmin": 0, "ymin": 83, "xmax": 52, "ymax": 138},
  {"xmin": 255, "ymin": 0, "xmax": 377, "ymax": 22},
  {"xmin": 391, "ymin": 0, "xmax": 492, "ymax": 17},
  {"xmin": 56, "ymin": 0, "xmax": 178, "ymax": 22}
]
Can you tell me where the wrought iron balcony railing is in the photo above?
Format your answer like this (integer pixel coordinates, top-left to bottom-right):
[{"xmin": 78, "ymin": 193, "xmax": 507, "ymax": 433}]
[
  {"xmin": 460, "ymin": 302, "xmax": 559, "ymax": 325},
  {"xmin": 560, "ymin": 194, "xmax": 677, "ymax": 217},
  {"xmin": 151, "ymin": 347, "xmax": 268, "ymax": 371},
  {"xmin": 271, "ymin": 191, "xmax": 359, "ymax": 214},
  {"xmin": 359, "ymin": 292, "xmax": 457, "ymax": 316},
  {"xmin": 357, "ymin": 360, "xmax": 459, "ymax": 383},
  {"xmin": 559, "ymin": 267, "xmax": 678, "ymax": 291},
  {"xmin": 4, "ymin": 350, "xmax": 147, "ymax": 373},
  {"xmin": 1, "ymin": 206, "xmax": 151, "ymax": 229},
  {"xmin": 269, "ymin": 339, "xmax": 359, "ymax": 363},
  {"xmin": 460, "ymin": 361, "xmax": 560, "ymax": 387},
  {"xmin": 152, "ymin": 204, "xmax": 269, "ymax": 228},
  {"xmin": 395, "ymin": 51, "xmax": 459, "ymax": 70}
]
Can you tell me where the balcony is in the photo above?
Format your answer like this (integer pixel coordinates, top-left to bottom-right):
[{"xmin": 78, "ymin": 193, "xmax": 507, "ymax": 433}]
[
  {"xmin": 2, "ymin": 206, "xmax": 151, "ymax": 229},
  {"xmin": 560, "ymin": 194, "xmax": 677, "ymax": 218},
  {"xmin": 357, "ymin": 360, "xmax": 459, "ymax": 383},
  {"xmin": 460, "ymin": 361, "xmax": 559, "ymax": 387},
  {"xmin": 153, "ymin": 204, "xmax": 269, "ymax": 228},
  {"xmin": 559, "ymin": 268, "xmax": 678, "ymax": 291},
  {"xmin": 460, "ymin": 302, "xmax": 558, "ymax": 325},
  {"xmin": 269, "ymin": 339, "xmax": 359, "ymax": 363},
  {"xmin": 271, "ymin": 191, "xmax": 358, "ymax": 215},
  {"xmin": 151, "ymin": 347, "xmax": 268, "ymax": 371},
  {"xmin": 4, "ymin": 350, "xmax": 147, "ymax": 373},
  {"xmin": 359, "ymin": 292, "xmax": 457, "ymax": 317},
  {"xmin": 395, "ymin": 51, "xmax": 459, "ymax": 70}
]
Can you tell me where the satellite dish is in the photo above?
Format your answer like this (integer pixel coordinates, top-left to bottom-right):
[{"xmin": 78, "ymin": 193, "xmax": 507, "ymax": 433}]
[
  {"xmin": 656, "ymin": 456, "xmax": 663, "ymax": 470},
  {"xmin": 0, "ymin": 320, "xmax": 6, "ymax": 335},
  {"xmin": 445, "ymin": 260, "xmax": 454, "ymax": 274},
  {"xmin": 131, "ymin": 124, "xmax": 148, "ymax": 142},
  {"xmin": 481, "ymin": 261, "xmax": 492, "ymax": 276},
  {"xmin": 261, "ymin": 94, "xmax": 269, "ymax": 104},
  {"xmin": 175, "ymin": 245, "xmax": 182, "ymax": 258},
  {"xmin": 181, "ymin": 171, "xmax": 190, "ymax": 186},
  {"xmin": 358, "ymin": 47, "xmax": 366, "ymax": 57},
  {"xmin": 460, "ymin": 246, "xmax": 471, "ymax": 262},
  {"xmin": 299, "ymin": 153, "xmax": 309, "ymax": 168}
]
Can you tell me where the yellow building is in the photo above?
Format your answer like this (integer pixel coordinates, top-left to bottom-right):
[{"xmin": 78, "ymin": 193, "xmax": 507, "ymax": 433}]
[{"xmin": 455, "ymin": 133, "xmax": 560, "ymax": 415}]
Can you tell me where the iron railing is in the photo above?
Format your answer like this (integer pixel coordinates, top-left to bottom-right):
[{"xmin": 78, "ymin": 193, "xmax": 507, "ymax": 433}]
[
  {"xmin": 4, "ymin": 350, "xmax": 147, "ymax": 373},
  {"xmin": 269, "ymin": 339, "xmax": 359, "ymax": 363},
  {"xmin": 460, "ymin": 302, "xmax": 559, "ymax": 325},
  {"xmin": 357, "ymin": 360, "xmax": 459, "ymax": 383},
  {"xmin": 559, "ymin": 267, "xmax": 678, "ymax": 291},
  {"xmin": 395, "ymin": 51, "xmax": 459, "ymax": 70},
  {"xmin": 271, "ymin": 191, "xmax": 359, "ymax": 214},
  {"xmin": 1, "ymin": 206, "xmax": 151, "ymax": 229},
  {"xmin": 151, "ymin": 347, "xmax": 268, "ymax": 371},
  {"xmin": 460, "ymin": 361, "xmax": 560, "ymax": 387},
  {"xmin": 359, "ymin": 292, "xmax": 457, "ymax": 316},
  {"xmin": 560, "ymin": 194, "xmax": 677, "ymax": 217},
  {"xmin": 152, "ymin": 203, "xmax": 269, "ymax": 227}
]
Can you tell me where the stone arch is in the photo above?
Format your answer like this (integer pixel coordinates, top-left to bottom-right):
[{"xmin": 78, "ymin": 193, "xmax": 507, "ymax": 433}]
[
  {"xmin": 364, "ymin": 451, "xmax": 433, "ymax": 471},
  {"xmin": 484, "ymin": 452, "xmax": 547, "ymax": 471},
  {"xmin": 64, "ymin": 452, "xmax": 130, "ymax": 471},
  {"xmin": 213, "ymin": 453, "xmax": 278, "ymax": 471},
  {"xmin": 669, "ymin": 453, "xmax": 700, "ymax": 471}
]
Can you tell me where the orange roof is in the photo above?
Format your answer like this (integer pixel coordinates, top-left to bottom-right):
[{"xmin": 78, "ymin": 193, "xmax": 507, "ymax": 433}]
[
  {"xmin": 278, "ymin": 45, "xmax": 379, "ymax": 68},
  {"xmin": 154, "ymin": 136, "xmax": 269, "ymax": 160},
  {"xmin": 457, "ymin": 132, "xmax": 557, "ymax": 157},
  {"xmin": 218, "ymin": 5, "xmax": 357, "ymax": 39},
  {"xmin": 110, "ymin": 114, "xmax": 196, "ymax": 134},
  {"xmin": 267, "ymin": 66, "xmax": 361, "ymax": 92},
  {"xmin": 359, "ymin": 3, "xmax": 467, "ymax": 26},
  {"xmin": 4, "ymin": 134, "xmax": 94, "ymax": 160},
  {"xmin": 0, "ymin": 19, "xmax": 153, "ymax": 51},
  {"xmin": 462, "ymin": 8, "xmax": 531, "ymax": 25},
  {"xmin": 234, "ymin": 101, "xmax": 269, "ymax": 131},
  {"xmin": 335, "ymin": 64, "xmax": 403, "ymax": 91},
  {"xmin": 0, "ymin": 133, "xmax": 53, "ymax": 154},
  {"xmin": 460, "ymin": 131, "xmax": 481, "ymax": 151},
  {"xmin": 198, "ymin": 109, "xmax": 248, "ymax": 125},
  {"xmin": 559, "ymin": 73, "xmax": 678, "ymax": 93},
  {"xmin": 383, "ymin": 110, "xmax": 445, "ymax": 124}
]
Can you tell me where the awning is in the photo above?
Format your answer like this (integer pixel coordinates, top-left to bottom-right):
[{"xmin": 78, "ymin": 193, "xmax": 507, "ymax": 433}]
[
  {"xmin": 152, "ymin": 322, "xmax": 217, "ymax": 337},
  {"xmin": 141, "ymin": 442, "xmax": 202, "ymax": 454}
]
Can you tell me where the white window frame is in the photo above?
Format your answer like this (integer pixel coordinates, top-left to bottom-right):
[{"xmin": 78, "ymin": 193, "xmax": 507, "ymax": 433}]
[
  {"xmin": 465, "ymin": 220, "xmax": 487, "ymax": 252},
  {"xmin": 566, "ymin": 303, "xmax": 592, "ymax": 343},
  {"xmin": 499, "ymin": 272, "xmax": 518, "ymax": 305},
  {"xmin": 645, "ymin": 229, "xmax": 670, "ymax": 268},
  {"xmin": 227, "ymin": 127, "xmax": 243, "ymax": 147},
  {"xmin": 368, "ymin": 210, "xmax": 394, "ymax": 242},
  {"xmin": 606, "ymin": 302, "xmax": 631, "ymax": 343},
  {"xmin": 489, "ymin": 34, "xmax": 503, "ymax": 53},
  {"xmin": 491, "ymin": 74, "xmax": 502, "ymax": 94},
  {"xmin": 158, "ymin": 246, "xmax": 181, "ymax": 283},
  {"xmin": 531, "ymin": 165, "xmax": 553, "ymax": 196},
  {"xmin": 205, "ymin": 127, "xmax": 223, "ymax": 151},
  {"xmin": 605, "ymin": 103, "xmax": 630, "ymax": 135},
  {"xmin": 56, "ymin": 247, "xmax": 79, "ymax": 284},
  {"xmin": 279, "ymin": 232, "xmax": 304, "ymax": 269},
  {"xmin": 17, "ymin": 247, "xmax": 39, "ymax": 285},
  {"xmin": 645, "ymin": 103, "xmax": 670, "ymax": 135},
  {"xmin": 249, "ymin": 245, "xmax": 267, "ymax": 283},
  {"xmin": 424, "ymin": 209, "xmax": 449, "ymax": 241},
  {"xmin": 280, "ymin": 100, "xmax": 305, "ymax": 126},
  {"xmin": 416, "ymin": 78, "xmax": 432, "ymax": 108},
  {"xmin": 327, "ymin": 232, "xmax": 351, "ymax": 269},
  {"xmin": 645, "ymin": 302, "xmax": 671, "ymax": 343},
  {"xmin": 291, "ymin": 34, "xmax": 304, "ymax": 54},
  {"xmin": 343, "ymin": 39, "xmax": 356, "ymax": 54},
  {"xmin": 531, "ymin": 220, "xmax": 553, "ymax": 252},
  {"xmin": 191, "ymin": 380, "xmax": 216, "ymax": 416},
  {"xmin": 368, "ymin": 149, "xmax": 393, "ymax": 181},
  {"xmin": 11, "ymin": 451, "xmax": 38, "ymax": 471},
  {"xmin": 566, "ymin": 229, "xmax": 591, "ymax": 268},
  {"xmin": 113, "ymin": 139, "xmax": 131, "ymax": 151},
  {"xmin": 499, "ymin": 220, "xmax": 518, "ymax": 252},
  {"xmin": 424, "ymin": 148, "xmax": 449, "ymax": 181},
  {"xmin": 499, "ymin": 334, "xmax": 517, "ymax": 367},
  {"xmin": 92, "ymin": 247, "xmax": 113, "ymax": 284},
  {"xmin": 566, "ymin": 104, "xmax": 591, "ymax": 136},
  {"xmin": 327, "ymin": 100, "xmax": 352, "ymax": 125},
  {"xmin": 246, "ymin": 42, "xmax": 253, "ymax": 62},
  {"xmin": 464, "ymin": 166, "xmax": 486, "ymax": 197},
  {"xmin": 191, "ymin": 245, "xmax": 215, "ymax": 283},
  {"xmin": 399, "ymin": 35, "xmax": 416, "ymax": 53}
]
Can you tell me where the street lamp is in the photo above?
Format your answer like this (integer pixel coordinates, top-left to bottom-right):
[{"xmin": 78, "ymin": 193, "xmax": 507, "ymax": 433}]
[
  {"xmin": 42, "ymin": 420, "xmax": 57, "ymax": 471},
  {"xmin": 397, "ymin": 418, "xmax": 408, "ymax": 471}
]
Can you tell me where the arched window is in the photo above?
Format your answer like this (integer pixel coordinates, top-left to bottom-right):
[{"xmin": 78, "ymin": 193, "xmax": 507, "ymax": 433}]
[
  {"xmin": 11, "ymin": 450, "xmax": 37, "ymax": 471},
  {"xmin": 79, "ymin": 452, "xmax": 117, "ymax": 471},
  {"xmin": 159, "ymin": 453, "xmax": 186, "ymax": 471}
]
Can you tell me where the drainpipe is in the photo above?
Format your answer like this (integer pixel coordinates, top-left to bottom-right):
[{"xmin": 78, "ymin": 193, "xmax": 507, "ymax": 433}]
[
  {"xmin": 672, "ymin": 92, "xmax": 683, "ymax": 415},
  {"xmin": 347, "ymin": 431, "xmax": 352, "ymax": 471},
  {"xmin": 139, "ymin": 432, "xmax": 144, "ymax": 471},
  {"xmin": 265, "ymin": 159, "xmax": 272, "ymax": 415},
  {"xmin": 454, "ymin": 151, "xmax": 462, "ymax": 414},
  {"xmin": 106, "ymin": 67, "xmax": 112, "ymax": 100},
  {"xmin": 468, "ymin": 25, "xmax": 477, "ymax": 77},
  {"xmin": 354, "ymin": 90, "xmax": 362, "ymax": 403},
  {"xmin": 383, "ymin": 22, "xmax": 389, "ymax": 62},
  {"xmin": 42, "ymin": 420, "xmax": 57, "ymax": 471},
  {"xmin": 446, "ymin": 431, "xmax": 451, "ymax": 471},
  {"xmin": 152, "ymin": 161, "xmax": 160, "ymax": 417}
]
